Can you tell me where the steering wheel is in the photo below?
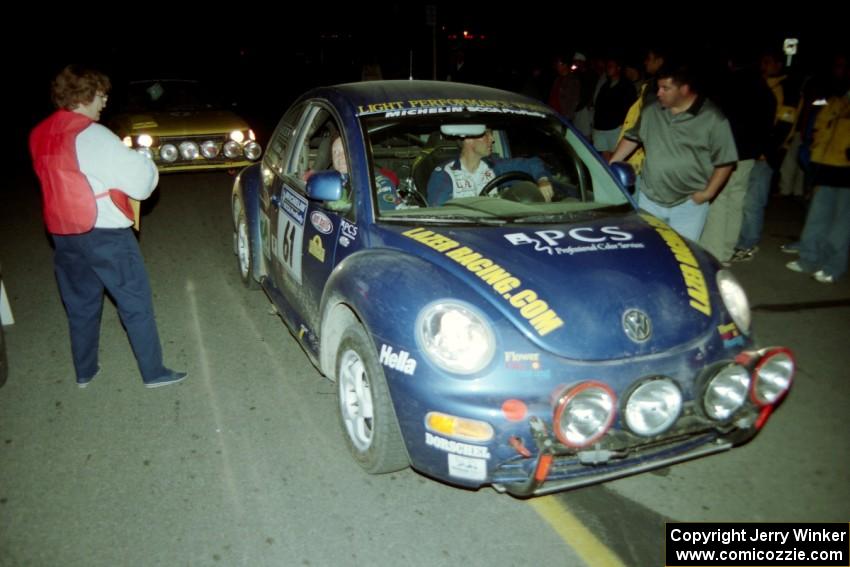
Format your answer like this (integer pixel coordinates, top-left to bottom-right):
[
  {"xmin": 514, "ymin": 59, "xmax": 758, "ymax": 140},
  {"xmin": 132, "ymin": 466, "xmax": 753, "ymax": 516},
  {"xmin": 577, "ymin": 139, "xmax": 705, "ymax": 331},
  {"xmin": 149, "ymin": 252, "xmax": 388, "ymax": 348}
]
[{"xmin": 479, "ymin": 171, "xmax": 537, "ymax": 197}]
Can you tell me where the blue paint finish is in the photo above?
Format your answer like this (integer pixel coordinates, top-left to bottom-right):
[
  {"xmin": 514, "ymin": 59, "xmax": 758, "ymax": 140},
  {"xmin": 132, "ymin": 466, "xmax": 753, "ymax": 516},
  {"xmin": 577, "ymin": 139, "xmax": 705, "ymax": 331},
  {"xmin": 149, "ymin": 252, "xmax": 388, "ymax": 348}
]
[{"xmin": 230, "ymin": 80, "xmax": 789, "ymax": 493}]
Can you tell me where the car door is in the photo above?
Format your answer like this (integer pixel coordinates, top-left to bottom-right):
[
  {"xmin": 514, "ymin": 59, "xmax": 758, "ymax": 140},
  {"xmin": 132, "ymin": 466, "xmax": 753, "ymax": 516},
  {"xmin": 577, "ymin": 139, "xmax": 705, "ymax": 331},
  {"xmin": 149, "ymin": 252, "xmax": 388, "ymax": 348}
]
[{"xmin": 269, "ymin": 103, "xmax": 352, "ymax": 336}]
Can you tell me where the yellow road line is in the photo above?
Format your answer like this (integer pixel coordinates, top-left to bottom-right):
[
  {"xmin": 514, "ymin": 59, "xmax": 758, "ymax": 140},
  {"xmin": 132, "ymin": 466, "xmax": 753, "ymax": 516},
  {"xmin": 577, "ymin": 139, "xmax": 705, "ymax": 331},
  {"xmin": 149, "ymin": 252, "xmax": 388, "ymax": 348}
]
[{"xmin": 530, "ymin": 496, "xmax": 626, "ymax": 567}]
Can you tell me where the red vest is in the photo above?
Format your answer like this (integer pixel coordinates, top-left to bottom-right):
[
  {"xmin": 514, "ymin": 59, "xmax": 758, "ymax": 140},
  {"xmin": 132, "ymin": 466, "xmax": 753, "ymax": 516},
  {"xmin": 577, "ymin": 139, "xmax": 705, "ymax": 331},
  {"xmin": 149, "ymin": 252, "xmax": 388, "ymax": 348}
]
[{"xmin": 30, "ymin": 110, "xmax": 133, "ymax": 235}]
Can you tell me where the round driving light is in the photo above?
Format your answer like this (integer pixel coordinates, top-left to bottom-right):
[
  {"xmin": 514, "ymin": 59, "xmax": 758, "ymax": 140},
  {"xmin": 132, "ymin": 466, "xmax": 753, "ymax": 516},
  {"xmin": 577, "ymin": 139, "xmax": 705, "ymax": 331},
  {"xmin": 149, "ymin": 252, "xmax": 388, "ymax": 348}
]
[
  {"xmin": 717, "ymin": 270, "xmax": 751, "ymax": 334},
  {"xmin": 229, "ymin": 130, "xmax": 245, "ymax": 143},
  {"xmin": 136, "ymin": 147, "xmax": 153, "ymax": 160},
  {"xmin": 200, "ymin": 140, "xmax": 220, "ymax": 159},
  {"xmin": 223, "ymin": 140, "xmax": 242, "ymax": 158},
  {"xmin": 554, "ymin": 382, "xmax": 616, "ymax": 448},
  {"xmin": 179, "ymin": 141, "xmax": 199, "ymax": 160},
  {"xmin": 752, "ymin": 348, "xmax": 794, "ymax": 405},
  {"xmin": 703, "ymin": 363, "xmax": 750, "ymax": 421},
  {"xmin": 160, "ymin": 143, "xmax": 178, "ymax": 163},
  {"xmin": 244, "ymin": 141, "xmax": 262, "ymax": 161},
  {"xmin": 137, "ymin": 134, "xmax": 153, "ymax": 148},
  {"xmin": 624, "ymin": 378, "xmax": 682, "ymax": 436}
]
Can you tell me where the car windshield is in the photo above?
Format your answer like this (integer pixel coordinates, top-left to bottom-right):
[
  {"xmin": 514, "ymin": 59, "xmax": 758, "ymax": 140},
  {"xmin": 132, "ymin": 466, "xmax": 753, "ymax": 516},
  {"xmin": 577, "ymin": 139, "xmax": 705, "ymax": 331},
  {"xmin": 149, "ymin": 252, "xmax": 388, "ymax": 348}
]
[
  {"xmin": 362, "ymin": 111, "xmax": 631, "ymax": 224},
  {"xmin": 116, "ymin": 80, "xmax": 224, "ymax": 113}
]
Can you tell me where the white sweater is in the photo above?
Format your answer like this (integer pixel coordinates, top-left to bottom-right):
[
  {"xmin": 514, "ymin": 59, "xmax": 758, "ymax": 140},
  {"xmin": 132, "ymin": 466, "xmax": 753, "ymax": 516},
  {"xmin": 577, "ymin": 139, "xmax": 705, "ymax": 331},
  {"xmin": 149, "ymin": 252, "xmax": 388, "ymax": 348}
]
[{"xmin": 75, "ymin": 123, "xmax": 159, "ymax": 229}]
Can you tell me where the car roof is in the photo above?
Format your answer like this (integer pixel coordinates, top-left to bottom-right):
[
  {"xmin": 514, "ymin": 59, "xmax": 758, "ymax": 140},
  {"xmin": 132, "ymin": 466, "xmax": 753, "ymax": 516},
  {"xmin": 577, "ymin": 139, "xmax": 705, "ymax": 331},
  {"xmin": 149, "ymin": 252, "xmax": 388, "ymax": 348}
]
[{"xmin": 299, "ymin": 80, "xmax": 554, "ymax": 118}]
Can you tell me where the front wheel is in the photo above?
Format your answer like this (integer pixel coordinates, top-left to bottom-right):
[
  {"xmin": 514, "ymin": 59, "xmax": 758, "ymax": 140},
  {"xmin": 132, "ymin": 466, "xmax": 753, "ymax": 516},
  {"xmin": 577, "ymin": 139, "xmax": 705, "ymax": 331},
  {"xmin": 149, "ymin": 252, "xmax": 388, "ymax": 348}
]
[
  {"xmin": 235, "ymin": 205, "xmax": 259, "ymax": 289},
  {"xmin": 336, "ymin": 325, "xmax": 409, "ymax": 474}
]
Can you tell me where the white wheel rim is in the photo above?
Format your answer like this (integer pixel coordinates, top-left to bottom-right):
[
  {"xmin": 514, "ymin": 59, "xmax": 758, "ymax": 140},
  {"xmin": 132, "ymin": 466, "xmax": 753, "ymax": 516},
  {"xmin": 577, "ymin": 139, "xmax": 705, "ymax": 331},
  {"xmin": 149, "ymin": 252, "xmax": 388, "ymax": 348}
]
[
  {"xmin": 339, "ymin": 349, "xmax": 374, "ymax": 451},
  {"xmin": 237, "ymin": 218, "xmax": 250, "ymax": 279}
]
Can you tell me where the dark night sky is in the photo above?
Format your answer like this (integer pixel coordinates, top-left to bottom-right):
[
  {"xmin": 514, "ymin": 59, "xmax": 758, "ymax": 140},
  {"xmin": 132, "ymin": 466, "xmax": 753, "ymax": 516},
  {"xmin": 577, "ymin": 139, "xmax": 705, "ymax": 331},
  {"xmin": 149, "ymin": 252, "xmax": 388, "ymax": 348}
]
[{"xmin": 11, "ymin": 7, "xmax": 846, "ymax": 165}]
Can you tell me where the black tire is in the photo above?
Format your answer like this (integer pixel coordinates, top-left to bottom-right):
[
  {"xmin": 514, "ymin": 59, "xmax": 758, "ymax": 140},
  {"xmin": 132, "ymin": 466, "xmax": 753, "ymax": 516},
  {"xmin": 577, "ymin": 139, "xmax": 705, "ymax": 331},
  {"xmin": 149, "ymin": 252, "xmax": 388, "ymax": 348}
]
[
  {"xmin": 235, "ymin": 206, "xmax": 259, "ymax": 290},
  {"xmin": 336, "ymin": 325, "xmax": 409, "ymax": 474}
]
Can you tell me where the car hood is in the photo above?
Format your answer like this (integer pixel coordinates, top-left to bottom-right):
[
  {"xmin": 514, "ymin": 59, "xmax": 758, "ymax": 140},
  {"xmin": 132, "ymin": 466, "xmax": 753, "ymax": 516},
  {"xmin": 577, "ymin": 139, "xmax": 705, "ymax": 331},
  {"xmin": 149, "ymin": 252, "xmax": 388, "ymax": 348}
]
[
  {"xmin": 113, "ymin": 110, "xmax": 248, "ymax": 137},
  {"xmin": 382, "ymin": 212, "xmax": 720, "ymax": 360}
]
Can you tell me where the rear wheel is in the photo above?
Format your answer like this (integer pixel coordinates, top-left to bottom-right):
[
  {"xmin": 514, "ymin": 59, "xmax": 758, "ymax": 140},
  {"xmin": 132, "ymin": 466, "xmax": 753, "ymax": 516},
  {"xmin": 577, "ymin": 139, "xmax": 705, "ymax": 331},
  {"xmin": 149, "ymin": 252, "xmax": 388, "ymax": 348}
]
[
  {"xmin": 336, "ymin": 324, "xmax": 408, "ymax": 473},
  {"xmin": 235, "ymin": 206, "xmax": 259, "ymax": 290}
]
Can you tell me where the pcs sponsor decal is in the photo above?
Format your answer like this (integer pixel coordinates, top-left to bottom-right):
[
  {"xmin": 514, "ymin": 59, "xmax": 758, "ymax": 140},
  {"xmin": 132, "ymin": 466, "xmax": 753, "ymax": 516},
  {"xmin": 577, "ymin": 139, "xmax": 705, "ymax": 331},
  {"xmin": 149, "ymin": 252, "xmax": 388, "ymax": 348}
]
[
  {"xmin": 504, "ymin": 227, "xmax": 645, "ymax": 256},
  {"xmin": 339, "ymin": 219, "xmax": 358, "ymax": 248}
]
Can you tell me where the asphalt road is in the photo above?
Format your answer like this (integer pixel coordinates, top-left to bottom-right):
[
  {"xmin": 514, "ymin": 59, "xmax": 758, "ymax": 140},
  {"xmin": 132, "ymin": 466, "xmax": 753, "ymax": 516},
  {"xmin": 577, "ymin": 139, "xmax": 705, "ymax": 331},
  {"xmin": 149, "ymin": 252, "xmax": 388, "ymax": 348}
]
[{"xmin": 1, "ymin": 170, "xmax": 848, "ymax": 567}]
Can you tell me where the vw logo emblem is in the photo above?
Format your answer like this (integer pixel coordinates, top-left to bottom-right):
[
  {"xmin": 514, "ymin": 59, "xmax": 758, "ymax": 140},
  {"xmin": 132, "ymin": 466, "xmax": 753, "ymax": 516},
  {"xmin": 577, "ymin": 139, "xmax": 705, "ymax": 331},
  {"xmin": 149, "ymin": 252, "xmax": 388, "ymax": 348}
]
[{"xmin": 623, "ymin": 309, "xmax": 652, "ymax": 343}]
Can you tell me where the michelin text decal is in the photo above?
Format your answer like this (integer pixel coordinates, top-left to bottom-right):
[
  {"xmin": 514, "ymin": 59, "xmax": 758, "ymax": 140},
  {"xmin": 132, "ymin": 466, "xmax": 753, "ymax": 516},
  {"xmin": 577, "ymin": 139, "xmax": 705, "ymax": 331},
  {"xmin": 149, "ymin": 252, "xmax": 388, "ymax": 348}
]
[{"xmin": 356, "ymin": 98, "xmax": 548, "ymax": 118}]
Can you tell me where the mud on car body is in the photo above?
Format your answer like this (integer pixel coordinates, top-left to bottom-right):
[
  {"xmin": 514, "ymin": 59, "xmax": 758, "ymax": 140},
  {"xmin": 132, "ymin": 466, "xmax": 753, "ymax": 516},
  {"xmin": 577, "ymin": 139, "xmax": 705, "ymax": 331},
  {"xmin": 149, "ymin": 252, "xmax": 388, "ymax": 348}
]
[{"xmin": 230, "ymin": 80, "xmax": 794, "ymax": 496}]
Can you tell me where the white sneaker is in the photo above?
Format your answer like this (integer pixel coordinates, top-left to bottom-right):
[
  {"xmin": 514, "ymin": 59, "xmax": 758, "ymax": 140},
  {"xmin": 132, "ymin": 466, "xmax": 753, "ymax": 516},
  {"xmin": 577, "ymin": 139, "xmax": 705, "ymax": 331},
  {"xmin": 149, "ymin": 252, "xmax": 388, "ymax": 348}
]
[
  {"xmin": 785, "ymin": 260, "xmax": 804, "ymax": 273},
  {"xmin": 813, "ymin": 270, "xmax": 835, "ymax": 284}
]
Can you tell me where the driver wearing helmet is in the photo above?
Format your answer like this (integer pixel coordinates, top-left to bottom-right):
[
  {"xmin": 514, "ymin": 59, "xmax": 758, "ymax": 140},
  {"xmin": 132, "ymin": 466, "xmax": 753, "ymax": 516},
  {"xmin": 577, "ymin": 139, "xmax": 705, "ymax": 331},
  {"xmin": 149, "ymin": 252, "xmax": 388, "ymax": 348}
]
[{"xmin": 426, "ymin": 128, "xmax": 553, "ymax": 205}]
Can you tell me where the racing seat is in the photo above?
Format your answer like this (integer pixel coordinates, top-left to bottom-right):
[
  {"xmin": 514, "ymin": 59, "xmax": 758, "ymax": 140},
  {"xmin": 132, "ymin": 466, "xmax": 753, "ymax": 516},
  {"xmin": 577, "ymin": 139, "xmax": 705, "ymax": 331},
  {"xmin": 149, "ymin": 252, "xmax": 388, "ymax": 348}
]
[{"xmin": 411, "ymin": 143, "xmax": 459, "ymax": 201}]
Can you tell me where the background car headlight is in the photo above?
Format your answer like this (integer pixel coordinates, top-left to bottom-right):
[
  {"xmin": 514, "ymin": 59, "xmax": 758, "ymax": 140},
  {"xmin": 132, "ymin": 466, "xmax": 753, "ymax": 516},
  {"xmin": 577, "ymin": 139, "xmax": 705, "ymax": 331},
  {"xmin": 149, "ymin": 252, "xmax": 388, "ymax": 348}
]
[
  {"xmin": 137, "ymin": 134, "xmax": 154, "ymax": 148},
  {"xmin": 703, "ymin": 363, "xmax": 750, "ymax": 420},
  {"xmin": 717, "ymin": 270, "xmax": 751, "ymax": 334},
  {"xmin": 554, "ymin": 382, "xmax": 616, "ymax": 447},
  {"xmin": 752, "ymin": 348, "xmax": 794, "ymax": 405},
  {"xmin": 160, "ymin": 143, "xmax": 178, "ymax": 162},
  {"xmin": 624, "ymin": 378, "xmax": 682, "ymax": 436},
  {"xmin": 223, "ymin": 140, "xmax": 242, "ymax": 159},
  {"xmin": 179, "ymin": 141, "xmax": 199, "ymax": 160},
  {"xmin": 416, "ymin": 301, "xmax": 495, "ymax": 375},
  {"xmin": 200, "ymin": 140, "xmax": 220, "ymax": 159},
  {"xmin": 244, "ymin": 141, "xmax": 262, "ymax": 161}
]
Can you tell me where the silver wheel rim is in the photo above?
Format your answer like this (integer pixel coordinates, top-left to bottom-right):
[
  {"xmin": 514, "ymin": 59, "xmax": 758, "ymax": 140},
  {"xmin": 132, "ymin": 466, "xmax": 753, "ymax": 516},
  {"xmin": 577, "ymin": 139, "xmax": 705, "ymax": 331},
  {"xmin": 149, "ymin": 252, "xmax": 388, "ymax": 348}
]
[
  {"xmin": 237, "ymin": 218, "xmax": 250, "ymax": 279},
  {"xmin": 339, "ymin": 349, "xmax": 374, "ymax": 451}
]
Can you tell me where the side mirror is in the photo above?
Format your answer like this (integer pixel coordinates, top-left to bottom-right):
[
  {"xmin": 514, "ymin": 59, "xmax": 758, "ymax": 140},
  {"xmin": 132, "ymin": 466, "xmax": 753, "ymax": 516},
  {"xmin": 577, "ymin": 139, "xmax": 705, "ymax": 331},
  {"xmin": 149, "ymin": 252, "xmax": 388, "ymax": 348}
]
[
  {"xmin": 306, "ymin": 170, "xmax": 346, "ymax": 202},
  {"xmin": 610, "ymin": 162, "xmax": 636, "ymax": 194}
]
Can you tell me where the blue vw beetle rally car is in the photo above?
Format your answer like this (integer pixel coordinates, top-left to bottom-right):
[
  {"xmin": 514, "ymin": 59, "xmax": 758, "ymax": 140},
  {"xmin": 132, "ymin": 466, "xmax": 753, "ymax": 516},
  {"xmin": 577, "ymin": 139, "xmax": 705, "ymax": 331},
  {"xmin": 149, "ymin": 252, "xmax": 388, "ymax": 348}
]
[{"xmin": 231, "ymin": 81, "xmax": 795, "ymax": 496}]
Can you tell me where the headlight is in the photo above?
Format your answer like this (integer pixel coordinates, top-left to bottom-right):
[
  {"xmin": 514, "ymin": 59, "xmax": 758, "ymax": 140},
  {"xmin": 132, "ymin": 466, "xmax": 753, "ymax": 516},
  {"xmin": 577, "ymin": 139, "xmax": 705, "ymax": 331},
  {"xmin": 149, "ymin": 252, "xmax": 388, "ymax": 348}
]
[
  {"xmin": 223, "ymin": 140, "xmax": 242, "ymax": 158},
  {"xmin": 416, "ymin": 301, "xmax": 495, "ymax": 375},
  {"xmin": 703, "ymin": 363, "xmax": 750, "ymax": 420},
  {"xmin": 137, "ymin": 134, "xmax": 154, "ymax": 148},
  {"xmin": 200, "ymin": 140, "xmax": 220, "ymax": 159},
  {"xmin": 179, "ymin": 141, "xmax": 199, "ymax": 160},
  {"xmin": 752, "ymin": 348, "xmax": 794, "ymax": 405},
  {"xmin": 624, "ymin": 378, "xmax": 682, "ymax": 436},
  {"xmin": 229, "ymin": 130, "xmax": 245, "ymax": 143},
  {"xmin": 160, "ymin": 143, "xmax": 178, "ymax": 162},
  {"xmin": 717, "ymin": 270, "xmax": 751, "ymax": 334},
  {"xmin": 248, "ymin": 129, "xmax": 256, "ymax": 141},
  {"xmin": 554, "ymin": 382, "xmax": 616, "ymax": 447},
  {"xmin": 122, "ymin": 136, "xmax": 133, "ymax": 147},
  {"xmin": 244, "ymin": 141, "xmax": 262, "ymax": 161}
]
